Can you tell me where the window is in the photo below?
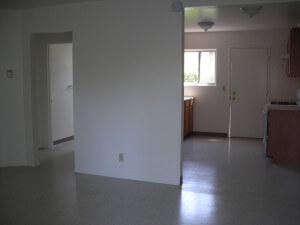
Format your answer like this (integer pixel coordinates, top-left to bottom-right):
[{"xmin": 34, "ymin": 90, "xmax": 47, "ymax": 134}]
[{"xmin": 184, "ymin": 50, "xmax": 216, "ymax": 86}]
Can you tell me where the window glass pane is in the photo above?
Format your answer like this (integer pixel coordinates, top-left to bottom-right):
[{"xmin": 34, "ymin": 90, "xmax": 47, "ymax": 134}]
[
  {"xmin": 199, "ymin": 52, "xmax": 215, "ymax": 84},
  {"xmin": 184, "ymin": 52, "xmax": 199, "ymax": 83}
]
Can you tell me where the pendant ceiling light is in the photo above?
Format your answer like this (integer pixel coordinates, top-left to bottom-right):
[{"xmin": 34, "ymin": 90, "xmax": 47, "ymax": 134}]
[
  {"xmin": 198, "ymin": 21, "xmax": 214, "ymax": 32},
  {"xmin": 240, "ymin": 5, "xmax": 263, "ymax": 18}
]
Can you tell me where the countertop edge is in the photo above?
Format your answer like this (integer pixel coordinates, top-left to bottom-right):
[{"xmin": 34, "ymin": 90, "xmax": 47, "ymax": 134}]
[{"xmin": 184, "ymin": 97, "xmax": 194, "ymax": 101}]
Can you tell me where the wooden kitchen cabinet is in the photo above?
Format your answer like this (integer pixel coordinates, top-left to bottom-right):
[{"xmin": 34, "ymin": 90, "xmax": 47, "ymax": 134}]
[
  {"xmin": 184, "ymin": 99, "xmax": 193, "ymax": 138},
  {"xmin": 287, "ymin": 27, "xmax": 300, "ymax": 77},
  {"xmin": 267, "ymin": 110, "xmax": 300, "ymax": 164}
]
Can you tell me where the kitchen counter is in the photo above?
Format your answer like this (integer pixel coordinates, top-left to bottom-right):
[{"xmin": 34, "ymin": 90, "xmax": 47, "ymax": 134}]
[
  {"xmin": 268, "ymin": 105, "xmax": 300, "ymax": 111},
  {"xmin": 184, "ymin": 96, "xmax": 194, "ymax": 101},
  {"xmin": 266, "ymin": 109, "xmax": 300, "ymax": 164},
  {"xmin": 263, "ymin": 103, "xmax": 300, "ymax": 113}
]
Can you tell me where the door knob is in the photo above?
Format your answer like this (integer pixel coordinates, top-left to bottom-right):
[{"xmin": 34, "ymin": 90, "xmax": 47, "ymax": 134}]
[
  {"xmin": 233, "ymin": 91, "xmax": 236, "ymax": 95},
  {"xmin": 232, "ymin": 97, "xmax": 236, "ymax": 101}
]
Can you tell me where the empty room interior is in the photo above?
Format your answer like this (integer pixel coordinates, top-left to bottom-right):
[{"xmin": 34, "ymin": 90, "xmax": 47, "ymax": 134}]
[{"xmin": 0, "ymin": 0, "xmax": 300, "ymax": 225}]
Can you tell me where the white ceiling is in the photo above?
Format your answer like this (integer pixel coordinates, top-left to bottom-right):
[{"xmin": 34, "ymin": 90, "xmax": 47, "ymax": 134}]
[
  {"xmin": 185, "ymin": 2, "xmax": 300, "ymax": 33},
  {"xmin": 1, "ymin": 0, "xmax": 300, "ymax": 32},
  {"xmin": 0, "ymin": 0, "xmax": 99, "ymax": 9}
]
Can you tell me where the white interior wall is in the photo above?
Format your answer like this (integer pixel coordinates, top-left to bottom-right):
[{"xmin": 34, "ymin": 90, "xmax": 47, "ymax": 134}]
[
  {"xmin": 0, "ymin": 10, "xmax": 27, "ymax": 166},
  {"xmin": 31, "ymin": 35, "xmax": 50, "ymax": 149},
  {"xmin": 22, "ymin": 0, "xmax": 183, "ymax": 185},
  {"xmin": 184, "ymin": 29, "xmax": 300, "ymax": 134}
]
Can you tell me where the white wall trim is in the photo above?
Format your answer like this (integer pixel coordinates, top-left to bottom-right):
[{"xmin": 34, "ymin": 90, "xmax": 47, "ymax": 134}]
[{"xmin": 74, "ymin": 168, "xmax": 180, "ymax": 186}]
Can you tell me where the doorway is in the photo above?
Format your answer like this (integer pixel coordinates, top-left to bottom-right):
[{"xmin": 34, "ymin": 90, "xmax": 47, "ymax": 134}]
[
  {"xmin": 31, "ymin": 32, "xmax": 73, "ymax": 154},
  {"xmin": 229, "ymin": 48, "xmax": 269, "ymax": 138},
  {"xmin": 49, "ymin": 43, "xmax": 74, "ymax": 145}
]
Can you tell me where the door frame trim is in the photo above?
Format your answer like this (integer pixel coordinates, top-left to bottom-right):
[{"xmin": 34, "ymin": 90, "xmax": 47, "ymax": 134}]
[{"xmin": 30, "ymin": 32, "xmax": 73, "ymax": 164}]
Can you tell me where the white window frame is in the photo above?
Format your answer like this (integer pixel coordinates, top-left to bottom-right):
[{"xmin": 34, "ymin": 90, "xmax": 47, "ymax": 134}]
[{"xmin": 184, "ymin": 49, "xmax": 217, "ymax": 86}]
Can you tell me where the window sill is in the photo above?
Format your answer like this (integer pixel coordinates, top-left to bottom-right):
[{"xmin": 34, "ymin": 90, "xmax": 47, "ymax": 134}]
[{"xmin": 184, "ymin": 82, "xmax": 216, "ymax": 87}]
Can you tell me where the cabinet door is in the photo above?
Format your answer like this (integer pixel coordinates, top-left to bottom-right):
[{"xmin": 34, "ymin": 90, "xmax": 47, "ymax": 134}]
[
  {"xmin": 184, "ymin": 106, "xmax": 189, "ymax": 137},
  {"xmin": 188, "ymin": 101, "xmax": 193, "ymax": 132},
  {"xmin": 287, "ymin": 29, "xmax": 292, "ymax": 75},
  {"xmin": 267, "ymin": 110, "xmax": 300, "ymax": 164},
  {"xmin": 288, "ymin": 28, "xmax": 300, "ymax": 77},
  {"xmin": 266, "ymin": 111, "xmax": 274, "ymax": 157}
]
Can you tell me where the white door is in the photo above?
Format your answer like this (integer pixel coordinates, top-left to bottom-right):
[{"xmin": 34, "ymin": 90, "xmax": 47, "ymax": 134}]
[
  {"xmin": 230, "ymin": 48, "xmax": 268, "ymax": 138},
  {"xmin": 49, "ymin": 43, "xmax": 74, "ymax": 143}
]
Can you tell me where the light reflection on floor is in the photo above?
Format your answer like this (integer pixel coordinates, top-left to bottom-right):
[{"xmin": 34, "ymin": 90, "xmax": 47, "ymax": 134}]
[
  {"xmin": 181, "ymin": 136, "xmax": 300, "ymax": 225},
  {"xmin": 208, "ymin": 138, "xmax": 224, "ymax": 142},
  {"xmin": 180, "ymin": 190, "xmax": 216, "ymax": 224}
]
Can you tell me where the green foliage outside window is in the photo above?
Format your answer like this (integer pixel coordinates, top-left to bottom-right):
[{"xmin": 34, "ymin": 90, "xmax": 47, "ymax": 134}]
[{"xmin": 184, "ymin": 72, "xmax": 199, "ymax": 83}]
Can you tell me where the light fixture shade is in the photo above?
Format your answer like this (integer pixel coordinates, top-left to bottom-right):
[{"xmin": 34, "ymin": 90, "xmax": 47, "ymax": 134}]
[
  {"xmin": 240, "ymin": 5, "xmax": 263, "ymax": 18},
  {"xmin": 198, "ymin": 21, "xmax": 214, "ymax": 32}
]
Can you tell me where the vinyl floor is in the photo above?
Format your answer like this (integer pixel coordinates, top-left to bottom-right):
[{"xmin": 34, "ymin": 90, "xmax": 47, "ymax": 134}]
[{"xmin": 0, "ymin": 136, "xmax": 299, "ymax": 225}]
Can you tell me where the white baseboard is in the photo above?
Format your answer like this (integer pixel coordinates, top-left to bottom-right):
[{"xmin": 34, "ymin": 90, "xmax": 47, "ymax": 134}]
[{"xmin": 0, "ymin": 161, "xmax": 27, "ymax": 167}]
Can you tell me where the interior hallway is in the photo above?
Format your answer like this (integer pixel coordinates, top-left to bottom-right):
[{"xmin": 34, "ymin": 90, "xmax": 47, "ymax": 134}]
[{"xmin": 0, "ymin": 136, "xmax": 299, "ymax": 225}]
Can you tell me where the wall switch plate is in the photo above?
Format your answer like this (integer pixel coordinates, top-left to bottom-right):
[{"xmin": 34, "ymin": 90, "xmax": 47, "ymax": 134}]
[
  {"xmin": 7, "ymin": 70, "xmax": 13, "ymax": 78},
  {"xmin": 119, "ymin": 153, "xmax": 124, "ymax": 162}
]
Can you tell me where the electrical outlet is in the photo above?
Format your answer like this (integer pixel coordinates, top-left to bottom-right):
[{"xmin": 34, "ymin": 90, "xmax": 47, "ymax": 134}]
[
  {"xmin": 119, "ymin": 153, "xmax": 124, "ymax": 162},
  {"xmin": 7, "ymin": 70, "xmax": 13, "ymax": 78}
]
